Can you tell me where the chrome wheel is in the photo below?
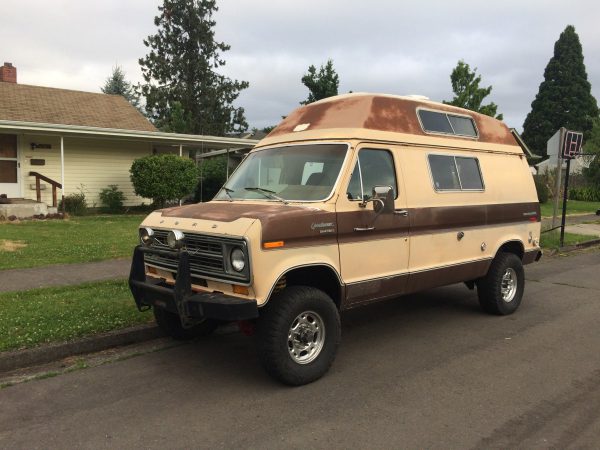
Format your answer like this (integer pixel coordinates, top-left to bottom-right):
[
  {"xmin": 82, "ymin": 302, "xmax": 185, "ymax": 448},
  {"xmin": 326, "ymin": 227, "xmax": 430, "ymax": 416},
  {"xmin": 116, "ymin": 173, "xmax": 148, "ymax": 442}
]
[
  {"xmin": 501, "ymin": 268, "xmax": 518, "ymax": 302},
  {"xmin": 287, "ymin": 310, "xmax": 326, "ymax": 364}
]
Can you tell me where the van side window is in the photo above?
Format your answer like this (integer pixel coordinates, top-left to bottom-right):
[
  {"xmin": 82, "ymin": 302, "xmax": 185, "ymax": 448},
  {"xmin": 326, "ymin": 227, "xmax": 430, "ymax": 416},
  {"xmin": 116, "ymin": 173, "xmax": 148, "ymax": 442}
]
[
  {"xmin": 347, "ymin": 149, "xmax": 397, "ymax": 200},
  {"xmin": 418, "ymin": 109, "xmax": 478, "ymax": 138},
  {"xmin": 428, "ymin": 154, "xmax": 484, "ymax": 191}
]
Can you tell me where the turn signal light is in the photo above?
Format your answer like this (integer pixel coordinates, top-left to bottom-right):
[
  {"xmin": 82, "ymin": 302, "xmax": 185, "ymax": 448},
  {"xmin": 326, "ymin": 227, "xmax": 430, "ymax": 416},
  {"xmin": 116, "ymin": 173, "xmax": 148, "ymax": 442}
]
[
  {"xmin": 263, "ymin": 241, "xmax": 284, "ymax": 249},
  {"xmin": 233, "ymin": 285, "xmax": 249, "ymax": 295}
]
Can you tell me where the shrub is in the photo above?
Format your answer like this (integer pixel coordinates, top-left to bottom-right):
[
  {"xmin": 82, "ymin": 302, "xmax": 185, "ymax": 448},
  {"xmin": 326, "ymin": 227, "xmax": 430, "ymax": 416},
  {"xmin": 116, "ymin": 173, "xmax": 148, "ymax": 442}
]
[
  {"xmin": 533, "ymin": 175, "xmax": 550, "ymax": 203},
  {"xmin": 99, "ymin": 185, "xmax": 126, "ymax": 213},
  {"xmin": 59, "ymin": 187, "xmax": 87, "ymax": 216},
  {"xmin": 130, "ymin": 154, "xmax": 199, "ymax": 208},
  {"xmin": 568, "ymin": 186, "xmax": 600, "ymax": 202}
]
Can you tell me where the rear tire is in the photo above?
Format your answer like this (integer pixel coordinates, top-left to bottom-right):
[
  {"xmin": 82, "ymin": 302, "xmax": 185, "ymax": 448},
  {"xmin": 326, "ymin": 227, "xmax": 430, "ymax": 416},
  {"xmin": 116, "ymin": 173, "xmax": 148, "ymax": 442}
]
[
  {"xmin": 256, "ymin": 286, "xmax": 341, "ymax": 386},
  {"xmin": 477, "ymin": 252, "xmax": 524, "ymax": 315},
  {"xmin": 153, "ymin": 306, "xmax": 218, "ymax": 340}
]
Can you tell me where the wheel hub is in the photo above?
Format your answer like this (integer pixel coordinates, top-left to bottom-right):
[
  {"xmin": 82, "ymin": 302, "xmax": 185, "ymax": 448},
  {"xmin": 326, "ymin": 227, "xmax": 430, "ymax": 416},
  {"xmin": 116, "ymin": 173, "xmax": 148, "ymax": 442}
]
[
  {"xmin": 501, "ymin": 267, "xmax": 518, "ymax": 303},
  {"xmin": 288, "ymin": 310, "xmax": 325, "ymax": 364}
]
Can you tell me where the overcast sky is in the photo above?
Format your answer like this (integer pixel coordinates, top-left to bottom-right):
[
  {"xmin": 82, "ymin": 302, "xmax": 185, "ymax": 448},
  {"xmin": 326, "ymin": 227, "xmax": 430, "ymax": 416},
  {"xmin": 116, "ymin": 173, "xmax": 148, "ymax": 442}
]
[{"xmin": 2, "ymin": 0, "xmax": 599, "ymax": 132}]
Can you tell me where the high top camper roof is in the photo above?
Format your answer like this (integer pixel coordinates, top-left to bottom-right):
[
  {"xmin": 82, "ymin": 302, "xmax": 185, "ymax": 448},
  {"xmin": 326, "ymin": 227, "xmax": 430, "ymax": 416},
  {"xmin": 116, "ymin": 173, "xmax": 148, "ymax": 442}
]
[{"xmin": 264, "ymin": 93, "xmax": 518, "ymax": 149}]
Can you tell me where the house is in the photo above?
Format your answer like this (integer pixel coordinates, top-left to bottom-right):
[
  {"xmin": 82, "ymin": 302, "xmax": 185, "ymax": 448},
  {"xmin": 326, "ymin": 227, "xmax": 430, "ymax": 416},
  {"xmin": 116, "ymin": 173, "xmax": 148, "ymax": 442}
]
[{"xmin": 0, "ymin": 62, "xmax": 258, "ymax": 215}]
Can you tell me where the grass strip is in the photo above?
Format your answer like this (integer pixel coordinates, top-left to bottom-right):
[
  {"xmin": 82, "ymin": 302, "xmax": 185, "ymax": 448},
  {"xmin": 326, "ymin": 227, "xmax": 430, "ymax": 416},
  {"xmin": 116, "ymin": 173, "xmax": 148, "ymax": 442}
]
[
  {"xmin": 0, "ymin": 279, "xmax": 152, "ymax": 352},
  {"xmin": 540, "ymin": 200, "xmax": 600, "ymax": 218},
  {"xmin": 0, "ymin": 214, "xmax": 144, "ymax": 270},
  {"xmin": 540, "ymin": 230, "xmax": 597, "ymax": 250}
]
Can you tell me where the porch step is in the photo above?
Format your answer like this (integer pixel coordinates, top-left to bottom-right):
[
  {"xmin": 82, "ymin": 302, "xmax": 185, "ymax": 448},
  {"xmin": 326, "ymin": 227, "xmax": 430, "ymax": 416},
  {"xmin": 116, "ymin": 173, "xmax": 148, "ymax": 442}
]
[{"xmin": 0, "ymin": 201, "xmax": 50, "ymax": 220}]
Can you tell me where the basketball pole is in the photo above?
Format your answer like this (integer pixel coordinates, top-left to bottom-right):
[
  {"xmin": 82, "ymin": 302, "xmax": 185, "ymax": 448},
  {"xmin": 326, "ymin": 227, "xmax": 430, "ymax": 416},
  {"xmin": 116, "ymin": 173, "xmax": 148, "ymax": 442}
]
[{"xmin": 559, "ymin": 157, "xmax": 571, "ymax": 248}]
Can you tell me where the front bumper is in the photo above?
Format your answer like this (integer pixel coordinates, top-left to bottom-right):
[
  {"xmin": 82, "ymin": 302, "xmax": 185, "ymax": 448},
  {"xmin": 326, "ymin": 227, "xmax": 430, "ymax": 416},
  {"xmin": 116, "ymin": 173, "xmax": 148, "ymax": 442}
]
[{"xmin": 128, "ymin": 246, "xmax": 258, "ymax": 321}]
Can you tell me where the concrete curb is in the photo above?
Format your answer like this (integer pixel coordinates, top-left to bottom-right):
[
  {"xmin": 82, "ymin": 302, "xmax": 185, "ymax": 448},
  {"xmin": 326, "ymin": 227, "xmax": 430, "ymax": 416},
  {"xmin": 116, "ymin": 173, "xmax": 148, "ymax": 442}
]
[{"xmin": 0, "ymin": 323, "xmax": 163, "ymax": 374}]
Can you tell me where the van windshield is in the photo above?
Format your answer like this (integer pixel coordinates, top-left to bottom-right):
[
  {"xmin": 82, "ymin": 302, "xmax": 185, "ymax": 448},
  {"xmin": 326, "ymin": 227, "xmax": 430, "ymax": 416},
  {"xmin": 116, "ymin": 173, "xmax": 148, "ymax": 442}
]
[{"xmin": 214, "ymin": 143, "xmax": 348, "ymax": 202}]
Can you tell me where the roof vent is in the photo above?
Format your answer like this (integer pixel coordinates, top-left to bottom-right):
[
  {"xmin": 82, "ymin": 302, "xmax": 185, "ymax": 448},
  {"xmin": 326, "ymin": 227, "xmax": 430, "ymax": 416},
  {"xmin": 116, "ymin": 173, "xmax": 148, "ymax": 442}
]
[{"xmin": 405, "ymin": 95, "xmax": 429, "ymax": 101}]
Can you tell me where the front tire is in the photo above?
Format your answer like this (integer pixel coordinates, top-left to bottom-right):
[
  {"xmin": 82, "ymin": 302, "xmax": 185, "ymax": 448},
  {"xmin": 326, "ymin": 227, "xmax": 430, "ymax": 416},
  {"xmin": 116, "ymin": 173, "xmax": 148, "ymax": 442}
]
[
  {"xmin": 477, "ymin": 252, "xmax": 525, "ymax": 315},
  {"xmin": 256, "ymin": 286, "xmax": 341, "ymax": 386},
  {"xmin": 153, "ymin": 306, "xmax": 218, "ymax": 340}
]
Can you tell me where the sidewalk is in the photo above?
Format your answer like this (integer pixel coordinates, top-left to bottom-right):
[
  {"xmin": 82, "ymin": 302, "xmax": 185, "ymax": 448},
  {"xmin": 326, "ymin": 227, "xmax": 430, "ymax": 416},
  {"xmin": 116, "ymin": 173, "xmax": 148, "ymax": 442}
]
[
  {"xmin": 542, "ymin": 212, "xmax": 599, "ymax": 229},
  {"xmin": 0, "ymin": 258, "xmax": 130, "ymax": 293}
]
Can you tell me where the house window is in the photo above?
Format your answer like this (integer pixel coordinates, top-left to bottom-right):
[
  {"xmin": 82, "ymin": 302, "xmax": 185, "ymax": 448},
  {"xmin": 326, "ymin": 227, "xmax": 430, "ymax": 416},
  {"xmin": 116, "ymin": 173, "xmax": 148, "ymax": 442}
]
[
  {"xmin": 347, "ymin": 149, "xmax": 398, "ymax": 201},
  {"xmin": 428, "ymin": 154, "xmax": 484, "ymax": 191},
  {"xmin": 418, "ymin": 109, "xmax": 478, "ymax": 138}
]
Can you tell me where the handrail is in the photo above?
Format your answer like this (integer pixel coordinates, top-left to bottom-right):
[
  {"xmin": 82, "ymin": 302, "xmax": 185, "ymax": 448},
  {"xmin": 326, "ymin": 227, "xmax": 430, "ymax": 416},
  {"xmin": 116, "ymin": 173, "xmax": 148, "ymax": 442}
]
[{"xmin": 29, "ymin": 171, "xmax": 62, "ymax": 207}]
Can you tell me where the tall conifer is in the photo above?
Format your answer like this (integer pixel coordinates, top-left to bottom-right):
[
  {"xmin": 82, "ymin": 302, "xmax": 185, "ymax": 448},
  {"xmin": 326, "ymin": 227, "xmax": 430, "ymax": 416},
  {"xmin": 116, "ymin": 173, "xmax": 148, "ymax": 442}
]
[
  {"xmin": 139, "ymin": 0, "xmax": 249, "ymax": 135},
  {"xmin": 522, "ymin": 25, "xmax": 598, "ymax": 157}
]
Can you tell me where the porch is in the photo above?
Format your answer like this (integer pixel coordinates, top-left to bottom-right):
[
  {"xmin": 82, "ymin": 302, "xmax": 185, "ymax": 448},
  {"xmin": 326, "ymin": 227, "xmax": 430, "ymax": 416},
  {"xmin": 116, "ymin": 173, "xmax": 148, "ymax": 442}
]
[{"xmin": 0, "ymin": 121, "xmax": 258, "ymax": 218}]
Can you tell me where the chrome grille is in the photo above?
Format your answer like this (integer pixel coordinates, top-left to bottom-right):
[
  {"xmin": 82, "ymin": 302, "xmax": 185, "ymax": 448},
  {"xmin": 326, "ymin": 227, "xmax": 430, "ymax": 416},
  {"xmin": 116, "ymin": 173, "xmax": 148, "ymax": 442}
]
[{"xmin": 144, "ymin": 229, "xmax": 249, "ymax": 283}]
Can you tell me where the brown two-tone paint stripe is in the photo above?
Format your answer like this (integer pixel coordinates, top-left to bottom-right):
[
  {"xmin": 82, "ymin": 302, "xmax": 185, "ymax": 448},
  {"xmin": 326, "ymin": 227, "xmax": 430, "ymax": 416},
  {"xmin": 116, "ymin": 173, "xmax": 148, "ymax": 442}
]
[{"xmin": 343, "ymin": 258, "xmax": 491, "ymax": 309}]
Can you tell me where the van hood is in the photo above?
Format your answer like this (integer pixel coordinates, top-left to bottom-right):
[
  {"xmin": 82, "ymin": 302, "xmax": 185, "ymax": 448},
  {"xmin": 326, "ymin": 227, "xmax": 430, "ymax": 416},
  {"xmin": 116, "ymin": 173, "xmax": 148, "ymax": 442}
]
[{"xmin": 160, "ymin": 202, "xmax": 337, "ymax": 248}]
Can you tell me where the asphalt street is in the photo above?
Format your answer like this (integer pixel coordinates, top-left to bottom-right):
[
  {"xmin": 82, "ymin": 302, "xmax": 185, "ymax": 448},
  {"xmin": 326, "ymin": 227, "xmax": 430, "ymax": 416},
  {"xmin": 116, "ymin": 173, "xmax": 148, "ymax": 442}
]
[{"xmin": 1, "ymin": 250, "xmax": 600, "ymax": 449}]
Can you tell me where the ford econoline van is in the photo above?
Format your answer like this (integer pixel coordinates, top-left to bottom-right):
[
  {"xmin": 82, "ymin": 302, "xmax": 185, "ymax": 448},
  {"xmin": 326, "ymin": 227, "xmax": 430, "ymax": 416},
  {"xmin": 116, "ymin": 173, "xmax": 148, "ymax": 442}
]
[{"xmin": 129, "ymin": 93, "xmax": 542, "ymax": 385}]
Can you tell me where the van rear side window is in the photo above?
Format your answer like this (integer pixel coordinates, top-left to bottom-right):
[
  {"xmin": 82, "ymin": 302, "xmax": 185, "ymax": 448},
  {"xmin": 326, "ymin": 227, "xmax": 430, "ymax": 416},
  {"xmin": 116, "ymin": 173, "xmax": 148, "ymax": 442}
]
[
  {"xmin": 418, "ymin": 109, "xmax": 478, "ymax": 138},
  {"xmin": 428, "ymin": 154, "xmax": 484, "ymax": 191}
]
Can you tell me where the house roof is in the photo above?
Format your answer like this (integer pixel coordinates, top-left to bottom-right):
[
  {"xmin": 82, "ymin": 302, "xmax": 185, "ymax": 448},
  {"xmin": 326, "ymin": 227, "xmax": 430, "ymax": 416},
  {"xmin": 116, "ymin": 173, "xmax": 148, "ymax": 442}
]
[{"xmin": 0, "ymin": 82, "xmax": 156, "ymax": 132}]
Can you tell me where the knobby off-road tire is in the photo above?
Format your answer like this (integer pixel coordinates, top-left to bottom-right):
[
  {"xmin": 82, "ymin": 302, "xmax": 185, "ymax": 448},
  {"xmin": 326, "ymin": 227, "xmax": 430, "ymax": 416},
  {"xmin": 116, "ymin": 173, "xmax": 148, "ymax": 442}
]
[
  {"xmin": 153, "ymin": 306, "xmax": 218, "ymax": 340},
  {"xmin": 477, "ymin": 252, "xmax": 525, "ymax": 315},
  {"xmin": 256, "ymin": 286, "xmax": 341, "ymax": 386}
]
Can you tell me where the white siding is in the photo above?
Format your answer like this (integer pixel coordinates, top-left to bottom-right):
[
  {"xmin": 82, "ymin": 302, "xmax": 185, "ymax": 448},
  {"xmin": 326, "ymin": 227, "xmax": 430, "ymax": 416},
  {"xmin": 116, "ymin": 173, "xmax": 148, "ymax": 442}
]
[{"xmin": 19, "ymin": 134, "xmax": 162, "ymax": 206}]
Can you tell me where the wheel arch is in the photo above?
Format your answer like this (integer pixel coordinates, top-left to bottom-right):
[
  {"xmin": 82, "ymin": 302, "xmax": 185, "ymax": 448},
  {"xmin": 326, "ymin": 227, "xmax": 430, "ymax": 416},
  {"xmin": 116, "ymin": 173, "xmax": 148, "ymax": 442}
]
[
  {"xmin": 497, "ymin": 239, "xmax": 525, "ymax": 260},
  {"xmin": 265, "ymin": 264, "xmax": 344, "ymax": 310}
]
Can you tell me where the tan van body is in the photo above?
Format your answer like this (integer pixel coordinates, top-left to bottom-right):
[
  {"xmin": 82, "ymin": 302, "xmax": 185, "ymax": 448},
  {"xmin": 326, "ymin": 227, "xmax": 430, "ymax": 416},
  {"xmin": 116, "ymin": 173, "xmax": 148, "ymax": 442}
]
[{"xmin": 130, "ymin": 93, "xmax": 542, "ymax": 385}]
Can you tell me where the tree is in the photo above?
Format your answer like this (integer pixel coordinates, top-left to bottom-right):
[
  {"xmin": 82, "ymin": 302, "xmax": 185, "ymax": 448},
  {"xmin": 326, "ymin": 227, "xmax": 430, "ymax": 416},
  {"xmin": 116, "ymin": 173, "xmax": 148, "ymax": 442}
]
[
  {"xmin": 301, "ymin": 59, "xmax": 339, "ymax": 105},
  {"xmin": 522, "ymin": 25, "xmax": 599, "ymax": 157},
  {"xmin": 101, "ymin": 65, "xmax": 140, "ymax": 109},
  {"xmin": 443, "ymin": 60, "xmax": 503, "ymax": 120},
  {"xmin": 138, "ymin": 0, "xmax": 249, "ymax": 135},
  {"xmin": 160, "ymin": 101, "xmax": 191, "ymax": 133},
  {"xmin": 130, "ymin": 154, "xmax": 199, "ymax": 207}
]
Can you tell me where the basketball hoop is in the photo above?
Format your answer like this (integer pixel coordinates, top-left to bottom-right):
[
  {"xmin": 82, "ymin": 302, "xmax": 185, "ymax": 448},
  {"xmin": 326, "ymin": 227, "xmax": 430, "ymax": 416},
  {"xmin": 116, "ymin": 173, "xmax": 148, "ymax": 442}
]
[{"xmin": 579, "ymin": 152, "xmax": 597, "ymax": 168}]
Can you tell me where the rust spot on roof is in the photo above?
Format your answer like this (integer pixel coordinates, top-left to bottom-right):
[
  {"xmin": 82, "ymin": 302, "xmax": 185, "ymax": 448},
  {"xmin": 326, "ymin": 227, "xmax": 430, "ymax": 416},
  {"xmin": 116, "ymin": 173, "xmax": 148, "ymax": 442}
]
[{"xmin": 269, "ymin": 94, "xmax": 517, "ymax": 146}]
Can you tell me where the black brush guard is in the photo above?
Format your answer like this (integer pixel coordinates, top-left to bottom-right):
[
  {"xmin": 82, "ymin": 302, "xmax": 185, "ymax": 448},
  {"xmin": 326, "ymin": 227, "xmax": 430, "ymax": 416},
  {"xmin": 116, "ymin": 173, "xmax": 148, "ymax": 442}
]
[{"xmin": 129, "ymin": 245, "xmax": 258, "ymax": 322}]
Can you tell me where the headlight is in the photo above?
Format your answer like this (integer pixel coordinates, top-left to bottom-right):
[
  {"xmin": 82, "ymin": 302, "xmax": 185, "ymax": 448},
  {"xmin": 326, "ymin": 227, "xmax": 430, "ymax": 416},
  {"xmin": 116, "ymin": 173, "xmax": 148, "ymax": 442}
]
[
  {"xmin": 167, "ymin": 230, "xmax": 185, "ymax": 249},
  {"xmin": 139, "ymin": 227, "xmax": 154, "ymax": 246},
  {"xmin": 230, "ymin": 248, "xmax": 245, "ymax": 272}
]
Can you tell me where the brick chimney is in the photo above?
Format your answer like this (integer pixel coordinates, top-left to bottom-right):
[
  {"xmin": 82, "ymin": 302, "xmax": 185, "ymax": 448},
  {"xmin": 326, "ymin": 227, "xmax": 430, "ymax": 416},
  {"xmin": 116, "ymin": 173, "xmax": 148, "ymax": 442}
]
[{"xmin": 0, "ymin": 62, "xmax": 17, "ymax": 83}]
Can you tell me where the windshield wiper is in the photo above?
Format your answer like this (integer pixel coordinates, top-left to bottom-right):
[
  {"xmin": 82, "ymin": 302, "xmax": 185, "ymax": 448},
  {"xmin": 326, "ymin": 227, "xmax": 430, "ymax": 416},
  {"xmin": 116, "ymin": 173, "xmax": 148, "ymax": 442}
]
[
  {"xmin": 220, "ymin": 186, "xmax": 234, "ymax": 201},
  {"xmin": 244, "ymin": 187, "xmax": 289, "ymax": 204}
]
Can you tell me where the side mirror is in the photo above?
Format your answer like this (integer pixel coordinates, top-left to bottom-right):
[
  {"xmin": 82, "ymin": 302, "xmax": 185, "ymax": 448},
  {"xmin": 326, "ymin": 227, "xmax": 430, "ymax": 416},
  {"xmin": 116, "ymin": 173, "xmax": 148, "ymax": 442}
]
[{"xmin": 372, "ymin": 185, "xmax": 394, "ymax": 214}]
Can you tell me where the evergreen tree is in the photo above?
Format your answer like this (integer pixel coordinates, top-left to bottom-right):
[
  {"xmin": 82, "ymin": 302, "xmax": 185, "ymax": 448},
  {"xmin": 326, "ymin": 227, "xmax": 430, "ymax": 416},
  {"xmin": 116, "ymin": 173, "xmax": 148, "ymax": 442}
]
[
  {"xmin": 101, "ymin": 65, "xmax": 140, "ymax": 109},
  {"xmin": 522, "ymin": 25, "xmax": 598, "ymax": 157},
  {"xmin": 138, "ymin": 0, "xmax": 249, "ymax": 135},
  {"xmin": 301, "ymin": 59, "xmax": 339, "ymax": 105},
  {"xmin": 443, "ymin": 60, "xmax": 503, "ymax": 120}
]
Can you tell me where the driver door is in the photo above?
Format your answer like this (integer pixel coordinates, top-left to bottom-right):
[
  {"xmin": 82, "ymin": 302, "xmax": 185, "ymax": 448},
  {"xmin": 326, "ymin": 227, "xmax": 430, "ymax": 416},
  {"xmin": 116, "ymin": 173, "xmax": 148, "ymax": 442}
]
[{"xmin": 336, "ymin": 145, "xmax": 410, "ymax": 307}]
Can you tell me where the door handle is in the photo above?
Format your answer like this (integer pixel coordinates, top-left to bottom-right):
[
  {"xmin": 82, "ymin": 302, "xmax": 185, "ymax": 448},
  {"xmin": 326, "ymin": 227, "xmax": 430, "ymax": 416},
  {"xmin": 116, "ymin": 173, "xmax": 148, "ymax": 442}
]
[
  {"xmin": 354, "ymin": 226, "xmax": 375, "ymax": 232},
  {"xmin": 394, "ymin": 209, "xmax": 409, "ymax": 216}
]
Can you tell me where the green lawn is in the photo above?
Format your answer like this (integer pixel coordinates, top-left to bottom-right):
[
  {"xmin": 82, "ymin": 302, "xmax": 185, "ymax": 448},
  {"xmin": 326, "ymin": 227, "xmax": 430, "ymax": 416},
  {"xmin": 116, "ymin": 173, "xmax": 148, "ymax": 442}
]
[
  {"xmin": 0, "ymin": 280, "xmax": 152, "ymax": 352},
  {"xmin": 540, "ymin": 200, "xmax": 600, "ymax": 217},
  {"xmin": 540, "ymin": 230, "xmax": 598, "ymax": 250},
  {"xmin": 0, "ymin": 215, "xmax": 144, "ymax": 270}
]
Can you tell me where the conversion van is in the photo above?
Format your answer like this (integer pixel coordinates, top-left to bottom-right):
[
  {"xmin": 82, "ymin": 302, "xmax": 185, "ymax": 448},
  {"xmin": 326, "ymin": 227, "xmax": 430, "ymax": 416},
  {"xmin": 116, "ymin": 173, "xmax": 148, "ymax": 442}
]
[{"xmin": 129, "ymin": 93, "xmax": 542, "ymax": 385}]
